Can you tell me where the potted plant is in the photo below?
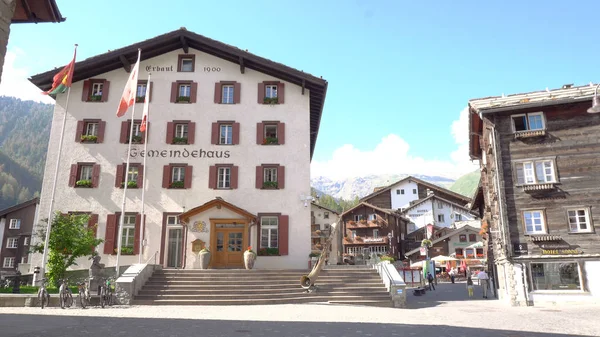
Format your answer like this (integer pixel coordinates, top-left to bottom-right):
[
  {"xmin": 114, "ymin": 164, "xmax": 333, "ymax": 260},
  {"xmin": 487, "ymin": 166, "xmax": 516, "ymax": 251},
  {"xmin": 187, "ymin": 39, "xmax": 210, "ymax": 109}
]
[
  {"xmin": 315, "ymin": 243, "xmax": 323, "ymax": 250},
  {"xmin": 262, "ymin": 181, "xmax": 278, "ymax": 189},
  {"xmin": 121, "ymin": 181, "xmax": 138, "ymax": 188},
  {"xmin": 263, "ymin": 97, "xmax": 278, "ymax": 104},
  {"xmin": 354, "ymin": 236, "xmax": 363, "ymax": 242},
  {"xmin": 359, "ymin": 219, "xmax": 367, "ymax": 224},
  {"xmin": 170, "ymin": 181, "xmax": 184, "ymax": 189},
  {"xmin": 90, "ymin": 95, "xmax": 102, "ymax": 102},
  {"xmin": 421, "ymin": 239, "xmax": 433, "ymax": 248},
  {"xmin": 135, "ymin": 96, "xmax": 145, "ymax": 103},
  {"xmin": 75, "ymin": 180, "xmax": 92, "ymax": 188},
  {"xmin": 244, "ymin": 246, "xmax": 257, "ymax": 270},
  {"xmin": 176, "ymin": 96, "xmax": 190, "ymax": 103},
  {"xmin": 263, "ymin": 137, "xmax": 278, "ymax": 145},
  {"xmin": 198, "ymin": 247, "xmax": 211, "ymax": 269},
  {"xmin": 114, "ymin": 247, "xmax": 134, "ymax": 255},
  {"xmin": 130, "ymin": 135, "xmax": 143, "ymax": 143},
  {"xmin": 80, "ymin": 135, "xmax": 98, "ymax": 143},
  {"xmin": 348, "ymin": 220, "xmax": 356, "ymax": 226},
  {"xmin": 315, "ymin": 229, "xmax": 322, "ymax": 236},
  {"xmin": 172, "ymin": 137, "xmax": 188, "ymax": 144}
]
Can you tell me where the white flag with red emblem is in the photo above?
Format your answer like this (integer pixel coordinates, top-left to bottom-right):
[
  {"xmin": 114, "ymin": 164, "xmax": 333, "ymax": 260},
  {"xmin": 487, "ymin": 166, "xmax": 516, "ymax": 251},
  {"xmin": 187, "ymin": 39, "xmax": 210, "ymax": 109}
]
[
  {"xmin": 140, "ymin": 76, "xmax": 150, "ymax": 132},
  {"xmin": 116, "ymin": 50, "xmax": 141, "ymax": 117}
]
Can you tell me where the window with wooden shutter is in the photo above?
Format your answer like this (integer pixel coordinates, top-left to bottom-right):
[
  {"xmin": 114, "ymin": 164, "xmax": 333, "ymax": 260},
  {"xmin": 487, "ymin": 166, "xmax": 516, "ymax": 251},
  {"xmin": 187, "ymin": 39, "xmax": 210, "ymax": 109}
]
[
  {"xmin": 215, "ymin": 81, "xmax": 241, "ymax": 104},
  {"xmin": 71, "ymin": 163, "xmax": 99, "ymax": 188},
  {"xmin": 258, "ymin": 164, "xmax": 285, "ymax": 190},
  {"xmin": 258, "ymin": 121, "xmax": 284, "ymax": 145},
  {"xmin": 259, "ymin": 81, "xmax": 284, "ymax": 104},
  {"xmin": 77, "ymin": 119, "xmax": 105, "ymax": 144},
  {"xmin": 171, "ymin": 81, "xmax": 197, "ymax": 103},
  {"xmin": 120, "ymin": 119, "xmax": 146, "ymax": 144},
  {"xmin": 163, "ymin": 164, "xmax": 189, "ymax": 189},
  {"xmin": 278, "ymin": 214, "xmax": 289, "ymax": 255},
  {"xmin": 83, "ymin": 79, "xmax": 109, "ymax": 102},
  {"xmin": 168, "ymin": 120, "xmax": 194, "ymax": 144},
  {"xmin": 104, "ymin": 214, "xmax": 117, "ymax": 254},
  {"xmin": 177, "ymin": 54, "xmax": 195, "ymax": 72},
  {"xmin": 116, "ymin": 163, "xmax": 142, "ymax": 189},
  {"xmin": 212, "ymin": 121, "xmax": 240, "ymax": 145},
  {"xmin": 211, "ymin": 164, "xmax": 234, "ymax": 189},
  {"xmin": 135, "ymin": 80, "xmax": 153, "ymax": 103}
]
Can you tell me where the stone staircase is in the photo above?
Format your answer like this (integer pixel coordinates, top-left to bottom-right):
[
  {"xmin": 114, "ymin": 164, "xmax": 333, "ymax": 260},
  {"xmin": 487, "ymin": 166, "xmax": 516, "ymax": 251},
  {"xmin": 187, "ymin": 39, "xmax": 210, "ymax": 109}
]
[{"xmin": 132, "ymin": 266, "xmax": 392, "ymax": 307}]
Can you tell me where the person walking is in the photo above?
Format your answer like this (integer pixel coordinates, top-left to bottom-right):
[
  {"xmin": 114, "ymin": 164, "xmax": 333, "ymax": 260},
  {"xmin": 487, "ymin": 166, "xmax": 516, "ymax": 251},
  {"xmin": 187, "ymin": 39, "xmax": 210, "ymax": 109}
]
[
  {"xmin": 478, "ymin": 269, "xmax": 490, "ymax": 298},
  {"xmin": 449, "ymin": 268, "xmax": 456, "ymax": 284},
  {"xmin": 427, "ymin": 272, "xmax": 435, "ymax": 291},
  {"xmin": 466, "ymin": 275, "xmax": 474, "ymax": 298}
]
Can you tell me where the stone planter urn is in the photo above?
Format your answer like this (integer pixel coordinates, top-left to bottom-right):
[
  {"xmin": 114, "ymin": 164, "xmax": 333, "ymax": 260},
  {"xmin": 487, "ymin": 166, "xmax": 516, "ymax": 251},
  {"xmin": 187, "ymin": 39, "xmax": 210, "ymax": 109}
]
[
  {"xmin": 198, "ymin": 248, "xmax": 211, "ymax": 269},
  {"xmin": 244, "ymin": 247, "xmax": 257, "ymax": 270}
]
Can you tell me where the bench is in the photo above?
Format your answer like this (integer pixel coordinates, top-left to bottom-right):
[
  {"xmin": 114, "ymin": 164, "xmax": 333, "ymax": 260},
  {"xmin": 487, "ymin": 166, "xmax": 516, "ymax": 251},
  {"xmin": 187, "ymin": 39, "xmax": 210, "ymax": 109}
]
[{"xmin": 412, "ymin": 287, "xmax": 427, "ymax": 296}]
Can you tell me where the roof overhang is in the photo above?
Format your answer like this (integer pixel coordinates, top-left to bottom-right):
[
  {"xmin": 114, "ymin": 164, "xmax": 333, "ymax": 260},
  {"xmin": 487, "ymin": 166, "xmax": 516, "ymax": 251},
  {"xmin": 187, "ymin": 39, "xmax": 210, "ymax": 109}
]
[
  {"xmin": 29, "ymin": 28, "xmax": 328, "ymax": 159},
  {"xmin": 179, "ymin": 197, "xmax": 256, "ymax": 224},
  {"xmin": 12, "ymin": 0, "xmax": 65, "ymax": 23}
]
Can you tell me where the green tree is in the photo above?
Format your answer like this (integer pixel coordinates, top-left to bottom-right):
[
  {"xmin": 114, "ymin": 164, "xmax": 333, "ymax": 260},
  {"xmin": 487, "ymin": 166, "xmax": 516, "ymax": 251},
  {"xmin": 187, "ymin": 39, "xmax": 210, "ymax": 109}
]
[{"xmin": 31, "ymin": 212, "xmax": 104, "ymax": 285}]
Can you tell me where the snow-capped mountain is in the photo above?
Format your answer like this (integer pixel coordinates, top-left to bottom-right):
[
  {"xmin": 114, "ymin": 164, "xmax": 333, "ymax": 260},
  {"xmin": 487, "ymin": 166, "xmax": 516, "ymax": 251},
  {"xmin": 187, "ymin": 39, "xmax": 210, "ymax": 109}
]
[{"xmin": 310, "ymin": 174, "xmax": 456, "ymax": 200}]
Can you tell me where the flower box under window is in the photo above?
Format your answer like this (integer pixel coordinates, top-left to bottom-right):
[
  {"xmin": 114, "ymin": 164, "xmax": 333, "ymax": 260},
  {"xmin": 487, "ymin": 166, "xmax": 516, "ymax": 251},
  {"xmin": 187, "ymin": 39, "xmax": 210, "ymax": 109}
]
[
  {"xmin": 81, "ymin": 135, "xmax": 98, "ymax": 143},
  {"xmin": 523, "ymin": 183, "xmax": 555, "ymax": 192},
  {"xmin": 76, "ymin": 180, "xmax": 93, "ymax": 188},
  {"xmin": 135, "ymin": 96, "xmax": 145, "ymax": 103},
  {"xmin": 514, "ymin": 129, "xmax": 546, "ymax": 139},
  {"xmin": 129, "ymin": 135, "xmax": 143, "ymax": 144},
  {"xmin": 173, "ymin": 137, "xmax": 188, "ymax": 145},
  {"xmin": 262, "ymin": 181, "xmax": 278, "ymax": 189},
  {"xmin": 115, "ymin": 247, "xmax": 134, "ymax": 255},
  {"xmin": 262, "ymin": 137, "xmax": 279, "ymax": 145},
  {"xmin": 263, "ymin": 97, "xmax": 278, "ymax": 104},
  {"xmin": 258, "ymin": 248, "xmax": 279, "ymax": 256},
  {"xmin": 121, "ymin": 181, "xmax": 138, "ymax": 188},
  {"xmin": 176, "ymin": 96, "xmax": 190, "ymax": 103},
  {"xmin": 90, "ymin": 95, "xmax": 102, "ymax": 102},
  {"xmin": 170, "ymin": 181, "xmax": 185, "ymax": 189}
]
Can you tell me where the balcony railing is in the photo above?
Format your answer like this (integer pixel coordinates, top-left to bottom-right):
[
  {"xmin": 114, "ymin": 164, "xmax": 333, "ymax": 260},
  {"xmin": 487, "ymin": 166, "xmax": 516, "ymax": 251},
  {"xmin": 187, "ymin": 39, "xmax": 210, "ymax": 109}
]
[
  {"xmin": 344, "ymin": 236, "xmax": 388, "ymax": 245},
  {"xmin": 523, "ymin": 183, "xmax": 555, "ymax": 192},
  {"xmin": 514, "ymin": 129, "xmax": 546, "ymax": 139},
  {"xmin": 346, "ymin": 220, "xmax": 382, "ymax": 228}
]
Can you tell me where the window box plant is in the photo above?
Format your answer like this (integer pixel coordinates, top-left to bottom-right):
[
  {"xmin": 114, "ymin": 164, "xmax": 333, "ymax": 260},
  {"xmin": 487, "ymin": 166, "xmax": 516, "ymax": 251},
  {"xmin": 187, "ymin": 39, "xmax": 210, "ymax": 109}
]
[
  {"xmin": 170, "ymin": 181, "xmax": 185, "ymax": 189},
  {"xmin": 257, "ymin": 247, "xmax": 279, "ymax": 256},
  {"xmin": 90, "ymin": 95, "xmax": 102, "ymax": 102},
  {"xmin": 121, "ymin": 181, "xmax": 138, "ymax": 188},
  {"xmin": 359, "ymin": 219, "xmax": 367, "ymax": 224},
  {"xmin": 80, "ymin": 135, "xmax": 98, "ymax": 143},
  {"xmin": 315, "ymin": 229, "xmax": 322, "ymax": 236},
  {"xmin": 262, "ymin": 137, "xmax": 279, "ymax": 145},
  {"xmin": 262, "ymin": 181, "xmax": 278, "ymax": 189},
  {"xmin": 114, "ymin": 247, "xmax": 134, "ymax": 255},
  {"xmin": 135, "ymin": 96, "xmax": 145, "ymax": 103},
  {"xmin": 354, "ymin": 236, "xmax": 362, "ymax": 242},
  {"xmin": 348, "ymin": 220, "xmax": 356, "ymax": 226},
  {"xmin": 172, "ymin": 137, "xmax": 188, "ymax": 145},
  {"xmin": 421, "ymin": 239, "xmax": 433, "ymax": 248},
  {"xmin": 263, "ymin": 97, "xmax": 278, "ymax": 104},
  {"xmin": 75, "ymin": 180, "xmax": 92, "ymax": 188},
  {"xmin": 176, "ymin": 96, "xmax": 190, "ymax": 103},
  {"xmin": 130, "ymin": 135, "xmax": 143, "ymax": 144}
]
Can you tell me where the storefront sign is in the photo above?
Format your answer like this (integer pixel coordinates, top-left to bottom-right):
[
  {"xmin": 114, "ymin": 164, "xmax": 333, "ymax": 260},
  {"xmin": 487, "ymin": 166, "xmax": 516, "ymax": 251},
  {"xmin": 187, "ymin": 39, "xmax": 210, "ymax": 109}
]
[
  {"xmin": 542, "ymin": 249, "xmax": 583, "ymax": 255},
  {"xmin": 363, "ymin": 238, "xmax": 384, "ymax": 243},
  {"xmin": 126, "ymin": 147, "xmax": 231, "ymax": 159},
  {"xmin": 513, "ymin": 243, "xmax": 528, "ymax": 255}
]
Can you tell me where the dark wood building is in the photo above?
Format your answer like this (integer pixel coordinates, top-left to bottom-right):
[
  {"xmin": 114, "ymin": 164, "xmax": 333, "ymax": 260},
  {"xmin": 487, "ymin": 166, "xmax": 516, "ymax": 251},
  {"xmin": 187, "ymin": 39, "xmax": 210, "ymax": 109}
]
[
  {"xmin": 469, "ymin": 84, "xmax": 600, "ymax": 306},
  {"xmin": 0, "ymin": 198, "xmax": 39, "ymax": 278},
  {"xmin": 340, "ymin": 202, "xmax": 409, "ymax": 262}
]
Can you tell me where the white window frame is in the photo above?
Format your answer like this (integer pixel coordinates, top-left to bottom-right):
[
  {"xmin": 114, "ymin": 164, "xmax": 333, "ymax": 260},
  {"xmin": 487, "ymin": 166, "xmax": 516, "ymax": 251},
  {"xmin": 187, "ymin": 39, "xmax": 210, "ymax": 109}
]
[
  {"xmin": 437, "ymin": 214, "xmax": 445, "ymax": 223},
  {"xmin": 353, "ymin": 215, "xmax": 363, "ymax": 221},
  {"xmin": 23, "ymin": 237, "xmax": 30, "ymax": 246},
  {"xmin": 219, "ymin": 124, "xmax": 233, "ymax": 145},
  {"xmin": 265, "ymin": 85, "xmax": 278, "ymax": 98},
  {"xmin": 79, "ymin": 165, "xmax": 93, "ymax": 181},
  {"xmin": 367, "ymin": 214, "xmax": 376, "ymax": 221},
  {"xmin": 511, "ymin": 112, "xmax": 546, "ymax": 132},
  {"xmin": 567, "ymin": 208, "xmax": 593, "ymax": 233},
  {"xmin": 171, "ymin": 166, "xmax": 185, "ymax": 183},
  {"xmin": 121, "ymin": 214, "xmax": 136, "ymax": 248},
  {"xmin": 373, "ymin": 229, "xmax": 379, "ymax": 238},
  {"xmin": 91, "ymin": 82, "xmax": 103, "ymax": 96},
  {"xmin": 3, "ymin": 257, "xmax": 15, "ymax": 268},
  {"xmin": 21, "ymin": 256, "xmax": 27, "ymax": 264},
  {"xmin": 351, "ymin": 230, "xmax": 357, "ymax": 239},
  {"xmin": 178, "ymin": 84, "xmax": 191, "ymax": 97},
  {"xmin": 126, "ymin": 166, "xmax": 139, "ymax": 184},
  {"xmin": 9, "ymin": 219, "xmax": 20, "ymax": 229},
  {"xmin": 136, "ymin": 83, "xmax": 147, "ymax": 98},
  {"xmin": 175, "ymin": 123, "xmax": 188, "ymax": 138},
  {"xmin": 222, "ymin": 85, "xmax": 234, "ymax": 104},
  {"xmin": 180, "ymin": 58, "xmax": 193, "ymax": 72},
  {"xmin": 132, "ymin": 122, "xmax": 142, "ymax": 137},
  {"xmin": 263, "ymin": 167, "xmax": 277, "ymax": 183},
  {"xmin": 167, "ymin": 215, "xmax": 179, "ymax": 226},
  {"xmin": 217, "ymin": 167, "xmax": 231, "ymax": 189},
  {"xmin": 85, "ymin": 122, "xmax": 98, "ymax": 136},
  {"xmin": 7, "ymin": 237, "xmax": 19, "ymax": 249},
  {"xmin": 523, "ymin": 210, "xmax": 547, "ymax": 234},
  {"xmin": 260, "ymin": 216, "xmax": 278, "ymax": 248},
  {"xmin": 515, "ymin": 158, "xmax": 557, "ymax": 185}
]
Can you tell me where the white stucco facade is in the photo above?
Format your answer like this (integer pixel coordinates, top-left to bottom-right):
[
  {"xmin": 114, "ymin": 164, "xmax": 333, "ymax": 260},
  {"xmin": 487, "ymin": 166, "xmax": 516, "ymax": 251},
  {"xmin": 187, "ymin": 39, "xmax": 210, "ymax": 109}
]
[
  {"xmin": 31, "ymin": 45, "xmax": 323, "ymax": 271},
  {"xmin": 405, "ymin": 197, "xmax": 476, "ymax": 233},
  {"xmin": 390, "ymin": 180, "xmax": 419, "ymax": 210}
]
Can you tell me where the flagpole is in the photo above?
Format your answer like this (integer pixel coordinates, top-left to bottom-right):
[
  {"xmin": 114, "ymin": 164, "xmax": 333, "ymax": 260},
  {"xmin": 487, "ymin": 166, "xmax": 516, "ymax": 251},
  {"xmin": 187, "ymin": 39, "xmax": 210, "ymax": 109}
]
[
  {"xmin": 115, "ymin": 48, "xmax": 141, "ymax": 275},
  {"xmin": 138, "ymin": 74, "xmax": 150, "ymax": 264},
  {"xmin": 39, "ymin": 44, "xmax": 78, "ymax": 283}
]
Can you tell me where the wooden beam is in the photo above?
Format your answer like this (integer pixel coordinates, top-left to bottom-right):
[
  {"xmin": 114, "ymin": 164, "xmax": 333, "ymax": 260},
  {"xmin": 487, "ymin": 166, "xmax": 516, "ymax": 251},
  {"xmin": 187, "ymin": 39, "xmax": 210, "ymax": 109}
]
[
  {"xmin": 239, "ymin": 56, "xmax": 245, "ymax": 74},
  {"xmin": 20, "ymin": 0, "xmax": 36, "ymax": 23},
  {"xmin": 180, "ymin": 36, "xmax": 189, "ymax": 54},
  {"xmin": 119, "ymin": 55, "xmax": 131, "ymax": 73},
  {"xmin": 302, "ymin": 79, "xmax": 305, "ymax": 95}
]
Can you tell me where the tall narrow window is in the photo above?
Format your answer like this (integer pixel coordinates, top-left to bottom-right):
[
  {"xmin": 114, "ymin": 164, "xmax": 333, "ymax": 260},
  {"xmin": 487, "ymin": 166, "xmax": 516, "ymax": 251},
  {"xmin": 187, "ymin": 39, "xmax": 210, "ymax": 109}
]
[
  {"xmin": 120, "ymin": 214, "xmax": 136, "ymax": 251},
  {"xmin": 175, "ymin": 124, "xmax": 188, "ymax": 139},
  {"xmin": 80, "ymin": 165, "xmax": 93, "ymax": 181},
  {"xmin": 218, "ymin": 167, "xmax": 231, "ymax": 189},
  {"xmin": 171, "ymin": 166, "xmax": 186, "ymax": 188},
  {"xmin": 567, "ymin": 208, "xmax": 592, "ymax": 233},
  {"xmin": 265, "ymin": 85, "xmax": 278, "ymax": 98},
  {"xmin": 9, "ymin": 219, "xmax": 20, "ymax": 229},
  {"xmin": 523, "ymin": 210, "xmax": 546, "ymax": 234},
  {"xmin": 222, "ymin": 85, "xmax": 234, "ymax": 104},
  {"xmin": 91, "ymin": 82, "xmax": 103, "ymax": 99},
  {"xmin": 136, "ymin": 83, "xmax": 147, "ymax": 101},
  {"xmin": 260, "ymin": 216, "xmax": 279, "ymax": 248},
  {"xmin": 220, "ymin": 124, "xmax": 233, "ymax": 145}
]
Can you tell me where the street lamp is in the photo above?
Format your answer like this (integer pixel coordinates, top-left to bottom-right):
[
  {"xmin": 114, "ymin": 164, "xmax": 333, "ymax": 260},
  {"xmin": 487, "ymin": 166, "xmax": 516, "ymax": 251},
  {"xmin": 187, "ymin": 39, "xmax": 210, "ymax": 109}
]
[
  {"xmin": 587, "ymin": 83, "xmax": 600, "ymax": 113},
  {"xmin": 387, "ymin": 232, "xmax": 393, "ymax": 255}
]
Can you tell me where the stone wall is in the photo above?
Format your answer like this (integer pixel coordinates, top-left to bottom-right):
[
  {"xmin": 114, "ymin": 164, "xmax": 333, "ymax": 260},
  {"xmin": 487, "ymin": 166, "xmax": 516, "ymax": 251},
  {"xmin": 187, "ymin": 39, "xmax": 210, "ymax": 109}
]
[{"xmin": 0, "ymin": 0, "xmax": 16, "ymax": 84}]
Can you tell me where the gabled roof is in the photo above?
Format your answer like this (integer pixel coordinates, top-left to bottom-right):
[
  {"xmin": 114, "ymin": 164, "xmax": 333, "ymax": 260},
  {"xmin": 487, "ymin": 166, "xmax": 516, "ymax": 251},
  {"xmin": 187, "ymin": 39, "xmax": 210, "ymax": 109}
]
[
  {"xmin": 12, "ymin": 0, "xmax": 66, "ymax": 24},
  {"xmin": 360, "ymin": 176, "xmax": 471, "ymax": 205},
  {"xmin": 401, "ymin": 194, "xmax": 477, "ymax": 216},
  {"xmin": 29, "ymin": 28, "xmax": 328, "ymax": 159},
  {"xmin": 179, "ymin": 197, "xmax": 256, "ymax": 224},
  {"xmin": 404, "ymin": 225, "xmax": 481, "ymax": 257},
  {"xmin": 310, "ymin": 202, "xmax": 340, "ymax": 215},
  {"xmin": 341, "ymin": 202, "xmax": 409, "ymax": 222},
  {"xmin": 0, "ymin": 198, "xmax": 39, "ymax": 218}
]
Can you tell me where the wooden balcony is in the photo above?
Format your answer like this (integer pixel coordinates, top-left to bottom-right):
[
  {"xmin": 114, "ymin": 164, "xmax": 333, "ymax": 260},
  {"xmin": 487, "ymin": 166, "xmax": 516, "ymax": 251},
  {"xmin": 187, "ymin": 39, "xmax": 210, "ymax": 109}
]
[
  {"xmin": 514, "ymin": 129, "xmax": 546, "ymax": 140},
  {"xmin": 345, "ymin": 220, "xmax": 382, "ymax": 229},
  {"xmin": 523, "ymin": 183, "xmax": 555, "ymax": 192},
  {"xmin": 344, "ymin": 236, "xmax": 388, "ymax": 245}
]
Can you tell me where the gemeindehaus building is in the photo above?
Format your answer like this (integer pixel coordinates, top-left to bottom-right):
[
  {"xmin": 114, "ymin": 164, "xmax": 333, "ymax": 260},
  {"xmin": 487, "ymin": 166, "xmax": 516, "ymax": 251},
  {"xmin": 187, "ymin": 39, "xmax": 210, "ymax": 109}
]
[{"xmin": 28, "ymin": 28, "xmax": 328, "ymax": 271}]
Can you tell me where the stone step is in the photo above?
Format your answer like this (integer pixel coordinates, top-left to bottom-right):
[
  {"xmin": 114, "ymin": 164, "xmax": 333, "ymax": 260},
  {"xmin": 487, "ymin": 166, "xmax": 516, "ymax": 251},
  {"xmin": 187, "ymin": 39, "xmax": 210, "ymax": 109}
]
[
  {"xmin": 153, "ymin": 271, "xmax": 379, "ymax": 277},
  {"xmin": 132, "ymin": 295, "xmax": 392, "ymax": 306},
  {"xmin": 140, "ymin": 285, "xmax": 387, "ymax": 291},
  {"xmin": 147, "ymin": 276, "xmax": 382, "ymax": 282},
  {"xmin": 327, "ymin": 300, "xmax": 393, "ymax": 307},
  {"xmin": 137, "ymin": 289, "xmax": 389, "ymax": 296},
  {"xmin": 143, "ymin": 280, "xmax": 385, "ymax": 287},
  {"xmin": 134, "ymin": 292, "xmax": 390, "ymax": 300}
]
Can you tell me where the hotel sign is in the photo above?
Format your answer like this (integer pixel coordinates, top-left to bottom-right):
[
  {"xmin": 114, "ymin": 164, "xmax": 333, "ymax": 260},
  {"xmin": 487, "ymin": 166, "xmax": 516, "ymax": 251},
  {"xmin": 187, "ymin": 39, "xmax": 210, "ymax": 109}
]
[
  {"xmin": 542, "ymin": 249, "xmax": 583, "ymax": 255},
  {"xmin": 126, "ymin": 147, "xmax": 231, "ymax": 159},
  {"xmin": 363, "ymin": 238, "xmax": 384, "ymax": 243}
]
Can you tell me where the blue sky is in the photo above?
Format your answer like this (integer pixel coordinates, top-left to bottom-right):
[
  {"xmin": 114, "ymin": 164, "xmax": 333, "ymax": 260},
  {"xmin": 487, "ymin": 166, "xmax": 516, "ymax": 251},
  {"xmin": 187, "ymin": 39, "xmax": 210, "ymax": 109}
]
[{"xmin": 2, "ymin": 0, "xmax": 599, "ymax": 179}]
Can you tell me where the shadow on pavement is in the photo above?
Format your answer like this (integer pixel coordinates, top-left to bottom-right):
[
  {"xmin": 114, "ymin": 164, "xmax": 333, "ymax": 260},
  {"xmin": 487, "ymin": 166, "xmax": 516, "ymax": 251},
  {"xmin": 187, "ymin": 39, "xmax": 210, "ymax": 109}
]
[
  {"xmin": 0, "ymin": 313, "xmax": 590, "ymax": 337},
  {"xmin": 407, "ymin": 281, "xmax": 497, "ymax": 308}
]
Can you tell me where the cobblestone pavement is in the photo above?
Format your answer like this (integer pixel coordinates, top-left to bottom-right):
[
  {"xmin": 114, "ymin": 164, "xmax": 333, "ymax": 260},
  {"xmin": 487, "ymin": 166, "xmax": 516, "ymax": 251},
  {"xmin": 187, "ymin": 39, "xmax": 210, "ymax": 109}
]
[{"xmin": 0, "ymin": 283, "xmax": 598, "ymax": 337}]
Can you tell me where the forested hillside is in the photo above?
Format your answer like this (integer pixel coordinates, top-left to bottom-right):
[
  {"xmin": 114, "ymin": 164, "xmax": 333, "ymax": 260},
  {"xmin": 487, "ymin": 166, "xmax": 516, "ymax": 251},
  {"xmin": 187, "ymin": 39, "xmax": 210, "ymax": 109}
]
[{"xmin": 0, "ymin": 96, "xmax": 53, "ymax": 209}]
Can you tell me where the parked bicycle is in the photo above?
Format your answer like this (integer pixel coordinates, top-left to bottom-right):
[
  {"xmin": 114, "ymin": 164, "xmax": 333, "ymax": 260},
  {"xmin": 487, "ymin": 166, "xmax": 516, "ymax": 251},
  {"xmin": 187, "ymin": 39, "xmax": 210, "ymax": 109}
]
[
  {"xmin": 37, "ymin": 278, "xmax": 50, "ymax": 309},
  {"xmin": 77, "ymin": 280, "xmax": 91, "ymax": 309},
  {"xmin": 59, "ymin": 278, "xmax": 73, "ymax": 309},
  {"xmin": 99, "ymin": 277, "xmax": 115, "ymax": 308}
]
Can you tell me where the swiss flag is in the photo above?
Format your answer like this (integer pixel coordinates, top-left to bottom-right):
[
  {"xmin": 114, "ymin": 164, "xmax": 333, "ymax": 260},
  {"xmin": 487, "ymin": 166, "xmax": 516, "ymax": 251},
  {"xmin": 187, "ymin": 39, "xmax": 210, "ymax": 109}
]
[{"xmin": 116, "ymin": 51, "xmax": 141, "ymax": 117}]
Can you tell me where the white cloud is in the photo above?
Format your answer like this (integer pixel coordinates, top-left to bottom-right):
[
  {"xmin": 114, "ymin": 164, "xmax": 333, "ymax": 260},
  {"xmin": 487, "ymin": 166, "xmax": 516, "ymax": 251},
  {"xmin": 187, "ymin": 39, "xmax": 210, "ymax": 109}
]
[
  {"xmin": 0, "ymin": 49, "xmax": 55, "ymax": 104},
  {"xmin": 311, "ymin": 107, "xmax": 478, "ymax": 179}
]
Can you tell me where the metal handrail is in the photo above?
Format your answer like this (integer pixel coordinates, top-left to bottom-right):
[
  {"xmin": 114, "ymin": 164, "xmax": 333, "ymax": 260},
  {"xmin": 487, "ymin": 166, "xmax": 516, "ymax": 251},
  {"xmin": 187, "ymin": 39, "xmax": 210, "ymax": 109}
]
[{"xmin": 145, "ymin": 250, "xmax": 159, "ymax": 265}]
